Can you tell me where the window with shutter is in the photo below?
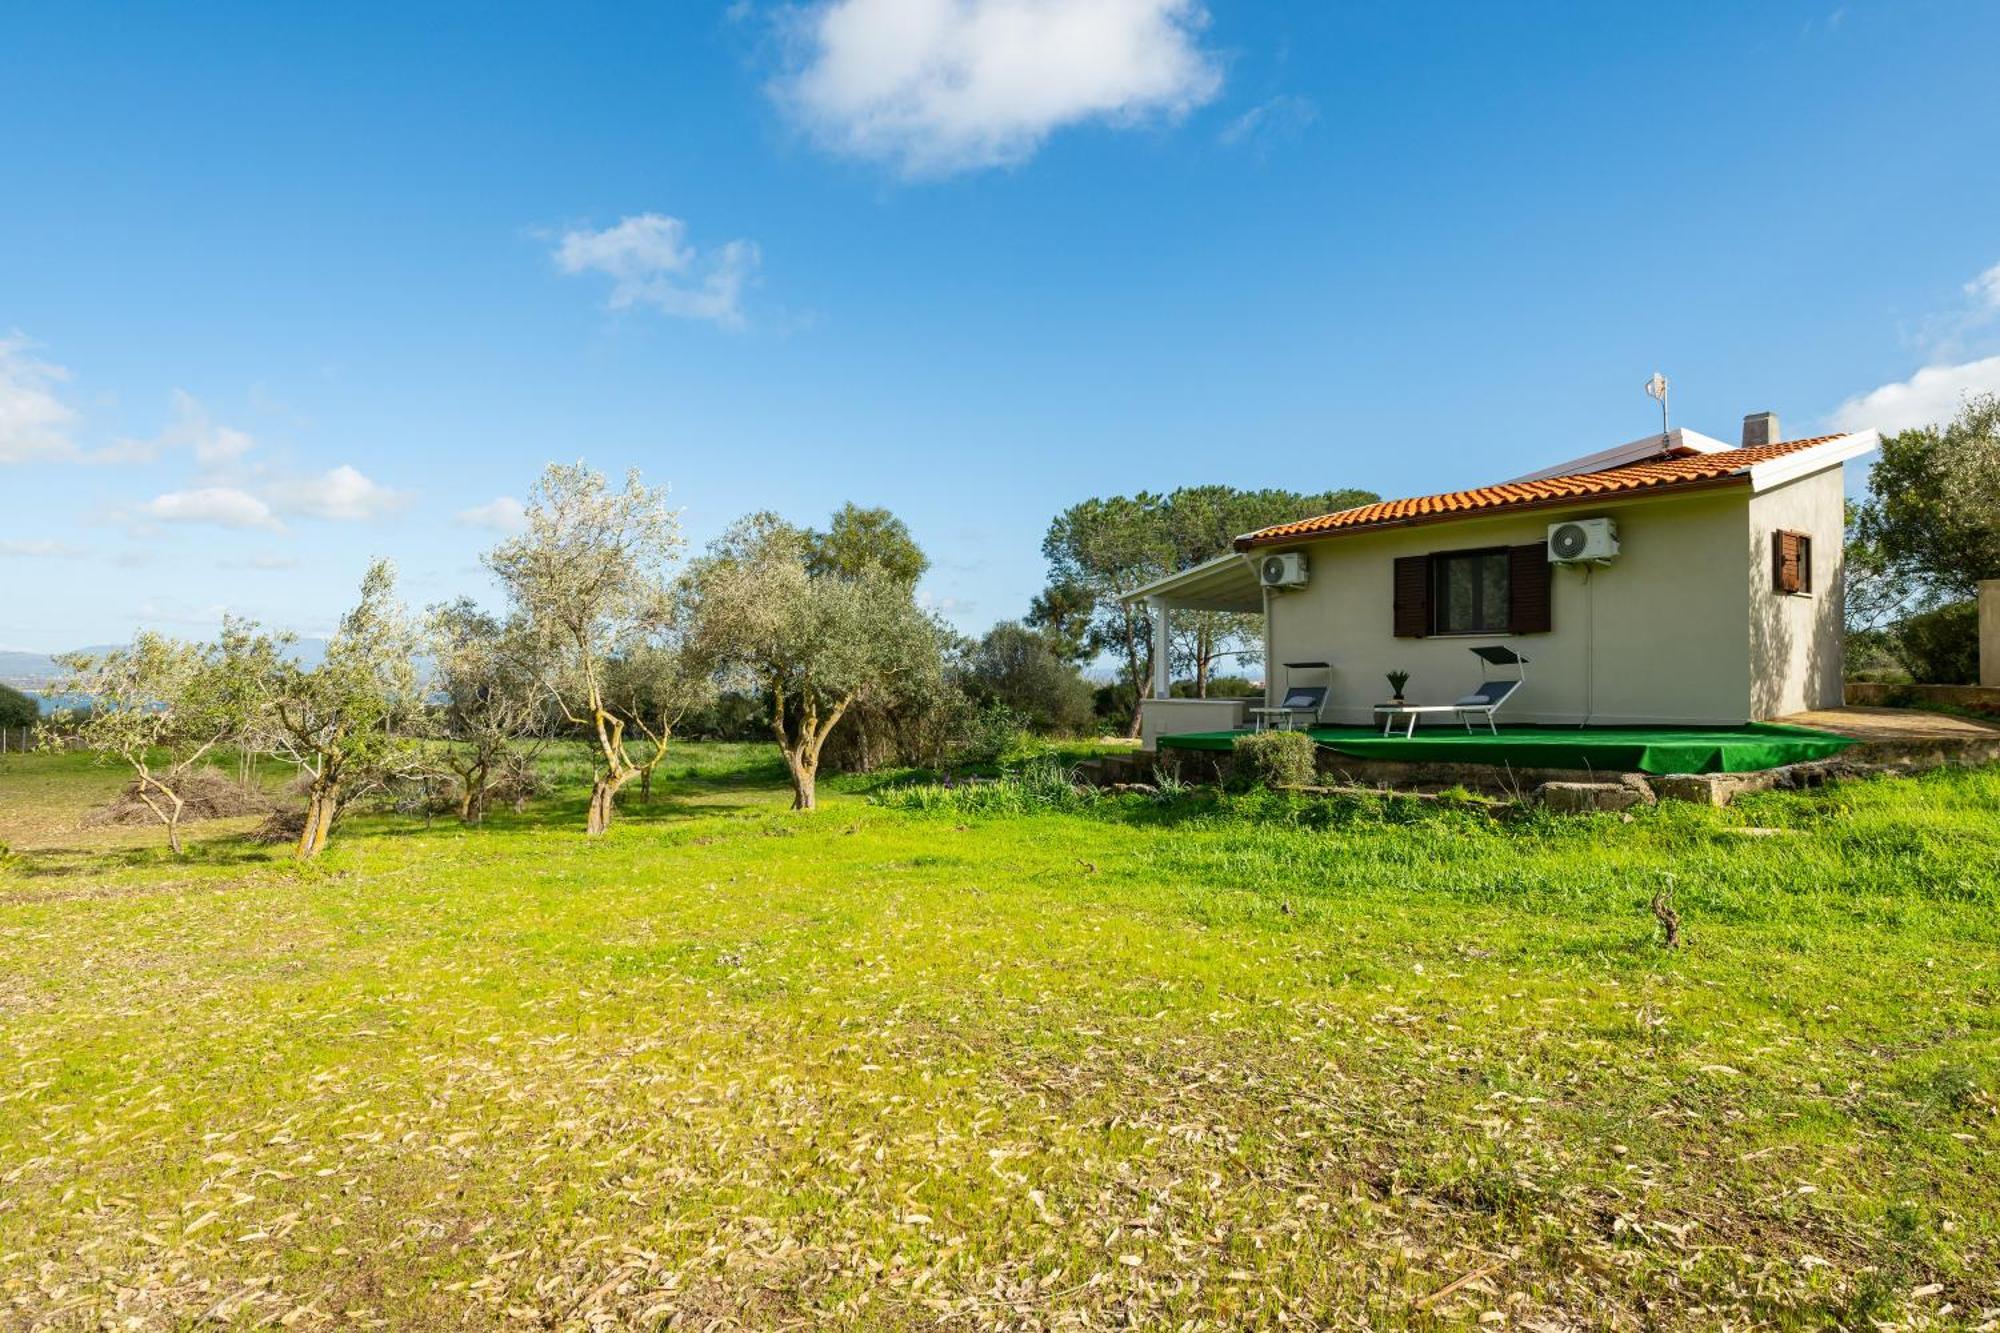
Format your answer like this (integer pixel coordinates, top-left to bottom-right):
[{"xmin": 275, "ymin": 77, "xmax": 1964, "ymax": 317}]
[
  {"xmin": 1392, "ymin": 555, "xmax": 1431, "ymax": 636},
  {"xmin": 1507, "ymin": 544, "xmax": 1553, "ymax": 632},
  {"xmin": 1773, "ymin": 530, "xmax": 1811, "ymax": 595}
]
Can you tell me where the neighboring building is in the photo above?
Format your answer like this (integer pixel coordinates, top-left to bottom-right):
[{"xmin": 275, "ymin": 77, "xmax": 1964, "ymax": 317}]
[{"xmin": 1129, "ymin": 415, "xmax": 1878, "ymax": 748}]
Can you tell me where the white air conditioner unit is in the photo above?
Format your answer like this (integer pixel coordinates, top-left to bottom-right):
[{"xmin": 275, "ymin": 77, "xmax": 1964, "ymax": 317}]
[
  {"xmin": 1259, "ymin": 551, "xmax": 1308, "ymax": 588},
  {"xmin": 1547, "ymin": 517, "xmax": 1619, "ymax": 564}
]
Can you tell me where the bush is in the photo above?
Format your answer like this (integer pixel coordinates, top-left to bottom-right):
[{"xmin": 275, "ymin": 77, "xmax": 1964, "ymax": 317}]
[
  {"xmin": 956, "ymin": 700, "xmax": 1030, "ymax": 768},
  {"xmin": 1230, "ymin": 729, "xmax": 1319, "ymax": 790},
  {"xmin": 0, "ymin": 683, "xmax": 38, "ymax": 729},
  {"xmin": 1894, "ymin": 601, "xmax": 1979, "ymax": 684},
  {"xmin": 874, "ymin": 755, "xmax": 1098, "ymax": 817},
  {"xmin": 1202, "ymin": 675, "xmax": 1263, "ymax": 699},
  {"xmin": 821, "ymin": 682, "xmax": 979, "ymax": 774},
  {"xmin": 1843, "ymin": 627, "xmax": 1906, "ymax": 681},
  {"xmin": 963, "ymin": 623, "xmax": 1096, "ymax": 734}
]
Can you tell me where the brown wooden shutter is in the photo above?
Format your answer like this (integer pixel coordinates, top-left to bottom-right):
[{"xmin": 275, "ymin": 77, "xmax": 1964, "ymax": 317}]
[
  {"xmin": 1773, "ymin": 530, "xmax": 1804, "ymax": 594},
  {"xmin": 1392, "ymin": 554, "xmax": 1431, "ymax": 637},
  {"xmin": 1507, "ymin": 543, "xmax": 1553, "ymax": 633}
]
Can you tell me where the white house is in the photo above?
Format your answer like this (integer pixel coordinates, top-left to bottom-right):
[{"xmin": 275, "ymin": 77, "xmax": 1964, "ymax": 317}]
[{"xmin": 1129, "ymin": 414, "xmax": 1879, "ymax": 749}]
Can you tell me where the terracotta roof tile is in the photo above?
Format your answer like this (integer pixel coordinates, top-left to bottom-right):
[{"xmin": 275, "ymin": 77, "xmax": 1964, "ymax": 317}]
[{"xmin": 1235, "ymin": 435, "xmax": 1848, "ymax": 549}]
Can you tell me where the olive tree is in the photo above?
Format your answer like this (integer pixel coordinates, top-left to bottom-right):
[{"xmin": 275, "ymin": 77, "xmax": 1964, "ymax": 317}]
[
  {"xmin": 1855, "ymin": 392, "xmax": 2000, "ymax": 601},
  {"xmin": 45, "ymin": 627, "xmax": 273, "ymax": 855},
  {"xmin": 485, "ymin": 463, "xmax": 692, "ymax": 836},
  {"xmin": 806, "ymin": 502, "xmax": 929, "ymax": 584},
  {"xmin": 688, "ymin": 513, "xmax": 943, "ymax": 811},
  {"xmin": 601, "ymin": 632, "xmax": 718, "ymax": 805},
  {"xmin": 264, "ymin": 559, "xmax": 423, "ymax": 858},
  {"xmin": 424, "ymin": 599, "xmax": 554, "ymax": 823},
  {"xmin": 214, "ymin": 615, "xmax": 289, "ymax": 792}
]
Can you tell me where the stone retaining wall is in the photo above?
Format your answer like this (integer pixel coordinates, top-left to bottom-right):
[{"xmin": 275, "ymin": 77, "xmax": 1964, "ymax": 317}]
[
  {"xmin": 1094, "ymin": 725, "xmax": 1999, "ymax": 812},
  {"xmin": 1844, "ymin": 681, "xmax": 2000, "ymax": 712}
]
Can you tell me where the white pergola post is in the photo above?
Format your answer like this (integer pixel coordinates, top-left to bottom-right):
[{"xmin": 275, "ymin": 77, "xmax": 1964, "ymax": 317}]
[{"xmin": 1149, "ymin": 596, "xmax": 1171, "ymax": 699}]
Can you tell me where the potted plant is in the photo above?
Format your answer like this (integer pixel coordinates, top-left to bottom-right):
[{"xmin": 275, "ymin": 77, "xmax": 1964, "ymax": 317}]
[{"xmin": 1385, "ymin": 670, "xmax": 1410, "ymax": 702}]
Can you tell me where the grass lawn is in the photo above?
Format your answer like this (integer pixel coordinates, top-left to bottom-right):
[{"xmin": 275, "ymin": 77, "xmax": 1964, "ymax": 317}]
[{"xmin": 2, "ymin": 743, "xmax": 1997, "ymax": 1329}]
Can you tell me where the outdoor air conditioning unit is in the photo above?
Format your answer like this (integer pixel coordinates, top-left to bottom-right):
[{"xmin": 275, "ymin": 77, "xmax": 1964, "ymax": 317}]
[
  {"xmin": 1259, "ymin": 551, "xmax": 1308, "ymax": 588},
  {"xmin": 1547, "ymin": 517, "xmax": 1619, "ymax": 564}
]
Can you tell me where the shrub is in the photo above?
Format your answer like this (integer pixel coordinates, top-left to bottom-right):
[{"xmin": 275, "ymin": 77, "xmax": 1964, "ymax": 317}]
[
  {"xmin": 0, "ymin": 682, "xmax": 37, "ymax": 729},
  {"xmin": 962, "ymin": 623, "xmax": 1096, "ymax": 734},
  {"xmin": 1230, "ymin": 729, "xmax": 1319, "ymax": 790},
  {"xmin": 874, "ymin": 755, "xmax": 1097, "ymax": 817},
  {"xmin": 956, "ymin": 700, "xmax": 1030, "ymax": 768},
  {"xmin": 1894, "ymin": 601, "xmax": 1979, "ymax": 684},
  {"xmin": 820, "ymin": 656, "xmax": 977, "ymax": 775}
]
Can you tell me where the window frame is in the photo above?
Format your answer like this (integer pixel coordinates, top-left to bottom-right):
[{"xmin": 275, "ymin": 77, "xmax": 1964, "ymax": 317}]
[
  {"xmin": 1773, "ymin": 529, "xmax": 1814, "ymax": 596},
  {"xmin": 1429, "ymin": 546, "xmax": 1514, "ymax": 635}
]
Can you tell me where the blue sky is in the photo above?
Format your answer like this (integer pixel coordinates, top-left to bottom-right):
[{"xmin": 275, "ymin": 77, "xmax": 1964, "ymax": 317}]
[{"xmin": 4, "ymin": 1, "xmax": 1999, "ymax": 652}]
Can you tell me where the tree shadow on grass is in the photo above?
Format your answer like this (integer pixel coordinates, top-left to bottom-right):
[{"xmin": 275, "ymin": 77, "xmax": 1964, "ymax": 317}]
[
  {"xmin": 364, "ymin": 784, "xmax": 779, "ymax": 841},
  {"xmin": 7, "ymin": 838, "xmax": 287, "ymax": 876}
]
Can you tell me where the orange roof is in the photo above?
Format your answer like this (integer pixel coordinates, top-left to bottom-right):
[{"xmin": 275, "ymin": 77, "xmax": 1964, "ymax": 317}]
[{"xmin": 1235, "ymin": 435, "xmax": 1848, "ymax": 549}]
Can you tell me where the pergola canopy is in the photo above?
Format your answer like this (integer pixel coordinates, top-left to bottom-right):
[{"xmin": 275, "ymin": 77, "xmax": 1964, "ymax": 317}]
[{"xmin": 1124, "ymin": 553, "xmax": 1263, "ymax": 613}]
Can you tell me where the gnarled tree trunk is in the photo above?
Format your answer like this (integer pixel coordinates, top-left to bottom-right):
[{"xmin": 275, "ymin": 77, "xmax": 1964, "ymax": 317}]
[
  {"xmin": 586, "ymin": 770, "xmax": 633, "ymax": 836},
  {"xmin": 452, "ymin": 758, "xmax": 488, "ymax": 824},
  {"xmin": 786, "ymin": 753, "xmax": 818, "ymax": 811},
  {"xmin": 773, "ymin": 686, "xmax": 849, "ymax": 814},
  {"xmin": 296, "ymin": 778, "xmax": 339, "ymax": 859},
  {"xmin": 130, "ymin": 767, "xmax": 187, "ymax": 857}
]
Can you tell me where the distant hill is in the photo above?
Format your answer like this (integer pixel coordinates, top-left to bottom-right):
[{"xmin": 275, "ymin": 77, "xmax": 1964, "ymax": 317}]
[
  {"xmin": 0, "ymin": 639, "xmax": 328, "ymax": 690},
  {"xmin": 0, "ymin": 649, "xmax": 82, "ymax": 689}
]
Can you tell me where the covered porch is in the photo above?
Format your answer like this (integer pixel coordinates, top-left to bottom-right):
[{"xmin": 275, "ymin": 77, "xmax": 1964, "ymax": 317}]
[{"xmin": 1127, "ymin": 553, "xmax": 1269, "ymax": 751}]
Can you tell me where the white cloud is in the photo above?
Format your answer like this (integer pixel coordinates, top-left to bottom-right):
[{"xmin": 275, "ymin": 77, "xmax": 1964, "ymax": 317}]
[
  {"xmin": 1827, "ymin": 259, "xmax": 2000, "ymax": 434},
  {"xmin": 141, "ymin": 486, "xmax": 284, "ymax": 531},
  {"xmin": 554, "ymin": 214, "xmax": 760, "ymax": 328},
  {"xmin": 1967, "ymin": 262, "xmax": 2000, "ymax": 312},
  {"xmin": 265, "ymin": 464, "xmax": 411, "ymax": 522},
  {"xmin": 772, "ymin": 0, "xmax": 1222, "ymax": 176},
  {"xmin": 1826, "ymin": 354, "xmax": 2000, "ymax": 435},
  {"xmin": 243, "ymin": 552, "xmax": 300, "ymax": 570},
  {"xmin": 1218, "ymin": 94, "xmax": 1317, "ymax": 152},
  {"xmin": 0, "ymin": 538, "xmax": 85, "ymax": 558},
  {"xmin": 455, "ymin": 496, "xmax": 528, "ymax": 533},
  {"xmin": 0, "ymin": 333, "xmax": 80, "ymax": 463},
  {"xmin": 110, "ymin": 389, "xmax": 257, "ymax": 468}
]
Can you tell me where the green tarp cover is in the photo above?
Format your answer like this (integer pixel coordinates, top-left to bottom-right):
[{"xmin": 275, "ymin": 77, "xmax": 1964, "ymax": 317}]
[{"xmin": 1156, "ymin": 722, "xmax": 1855, "ymax": 775}]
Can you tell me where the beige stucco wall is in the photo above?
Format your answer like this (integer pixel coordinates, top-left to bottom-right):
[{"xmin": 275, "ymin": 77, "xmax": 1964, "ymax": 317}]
[
  {"xmin": 1263, "ymin": 489, "xmax": 1761, "ymax": 726},
  {"xmin": 1746, "ymin": 468, "xmax": 1848, "ymax": 716}
]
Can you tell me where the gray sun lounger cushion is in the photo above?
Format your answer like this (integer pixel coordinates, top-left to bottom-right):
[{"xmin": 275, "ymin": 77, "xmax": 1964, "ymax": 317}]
[
  {"xmin": 1279, "ymin": 686, "xmax": 1326, "ymax": 710},
  {"xmin": 1454, "ymin": 679, "xmax": 1520, "ymax": 708}
]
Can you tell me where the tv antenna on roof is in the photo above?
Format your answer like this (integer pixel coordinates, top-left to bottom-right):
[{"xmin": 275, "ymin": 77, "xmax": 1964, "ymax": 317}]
[{"xmin": 1644, "ymin": 372, "xmax": 1671, "ymax": 440}]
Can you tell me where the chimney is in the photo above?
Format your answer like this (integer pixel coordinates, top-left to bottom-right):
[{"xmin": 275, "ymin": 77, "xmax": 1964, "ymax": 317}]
[{"xmin": 1742, "ymin": 411, "xmax": 1780, "ymax": 448}]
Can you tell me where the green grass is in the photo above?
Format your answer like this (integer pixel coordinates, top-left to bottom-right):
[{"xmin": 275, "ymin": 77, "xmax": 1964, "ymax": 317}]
[{"xmin": 1, "ymin": 743, "xmax": 1996, "ymax": 1329}]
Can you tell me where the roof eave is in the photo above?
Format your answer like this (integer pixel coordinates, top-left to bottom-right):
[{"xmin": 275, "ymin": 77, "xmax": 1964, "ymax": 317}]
[
  {"xmin": 1746, "ymin": 430, "xmax": 1878, "ymax": 492},
  {"xmin": 1232, "ymin": 472, "xmax": 1756, "ymax": 551}
]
